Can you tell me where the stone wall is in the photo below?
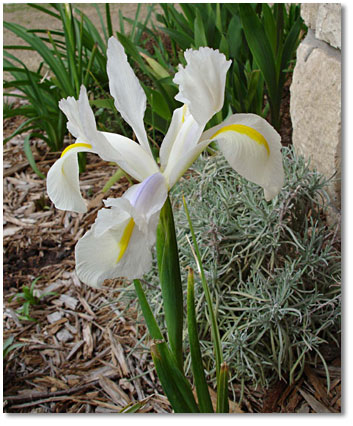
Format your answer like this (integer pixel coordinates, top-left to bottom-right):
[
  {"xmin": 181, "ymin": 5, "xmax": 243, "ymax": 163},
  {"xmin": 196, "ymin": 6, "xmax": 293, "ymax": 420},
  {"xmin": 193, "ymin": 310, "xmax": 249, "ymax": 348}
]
[{"xmin": 290, "ymin": 3, "xmax": 341, "ymax": 220}]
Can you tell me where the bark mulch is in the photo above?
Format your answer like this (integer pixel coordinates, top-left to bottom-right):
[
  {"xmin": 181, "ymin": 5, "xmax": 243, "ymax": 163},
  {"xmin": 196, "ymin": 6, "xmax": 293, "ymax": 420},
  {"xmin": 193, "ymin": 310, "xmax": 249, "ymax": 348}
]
[
  {"xmin": 3, "ymin": 121, "xmax": 341, "ymax": 413},
  {"xmin": 3, "ymin": 133, "xmax": 171, "ymax": 413}
]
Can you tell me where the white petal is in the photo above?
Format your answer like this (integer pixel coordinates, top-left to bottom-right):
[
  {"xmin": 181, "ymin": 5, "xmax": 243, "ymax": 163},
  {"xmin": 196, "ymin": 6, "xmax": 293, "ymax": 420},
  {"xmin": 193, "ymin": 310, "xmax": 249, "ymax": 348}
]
[
  {"xmin": 46, "ymin": 143, "xmax": 94, "ymax": 213},
  {"xmin": 159, "ymin": 105, "xmax": 185, "ymax": 170},
  {"xmin": 164, "ymin": 140, "xmax": 210, "ymax": 189},
  {"xmin": 201, "ymin": 114, "xmax": 284, "ymax": 200},
  {"xmin": 59, "ymin": 86, "xmax": 94, "ymax": 142},
  {"xmin": 107, "ymin": 37, "xmax": 152, "ymax": 156},
  {"xmin": 94, "ymin": 198, "xmax": 132, "ymax": 237},
  {"xmin": 75, "ymin": 171, "xmax": 168, "ymax": 287},
  {"xmin": 75, "ymin": 221, "xmax": 153, "ymax": 287},
  {"xmin": 162, "ymin": 113, "xmax": 205, "ymax": 188},
  {"xmin": 59, "ymin": 86, "xmax": 122, "ymax": 163},
  {"xmin": 127, "ymin": 173, "xmax": 168, "ymax": 224},
  {"xmin": 101, "ymin": 131, "xmax": 159, "ymax": 182},
  {"xmin": 75, "ymin": 212, "xmax": 156, "ymax": 287},
  {"xmin": 173, "ymin": 47, "xmax": 231, "ymax": 126}
]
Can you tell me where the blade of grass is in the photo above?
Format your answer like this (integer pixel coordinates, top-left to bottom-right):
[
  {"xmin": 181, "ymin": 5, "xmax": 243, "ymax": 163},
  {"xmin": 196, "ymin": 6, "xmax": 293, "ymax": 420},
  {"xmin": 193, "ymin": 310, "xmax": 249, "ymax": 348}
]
[
  {"xmin": 105, "ymin": 4, "xmax": 113, "ymax": 38},
  {"xmin": 23, "ymin": 135, "xmax": 46, "ymax": 179}
]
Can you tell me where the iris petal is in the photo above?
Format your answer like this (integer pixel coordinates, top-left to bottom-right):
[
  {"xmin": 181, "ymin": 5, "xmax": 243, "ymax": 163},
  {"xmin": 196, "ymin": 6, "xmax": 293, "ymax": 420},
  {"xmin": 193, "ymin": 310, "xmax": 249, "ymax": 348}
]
[
  {"xmin": 75, "ymin": 173, "xmax": 168, "ymax": 287},
  {"xmin": 173, "ymin": 47, "xmax": 231, "ymax": 127},
  {"xmin": 47, "ymin": 143, "xmax": 94, "ymax": 213},
  {"xmin": 107, "ymin": 37, "xmax": 152, "ymax": 156},
  {"xmin": 201, "ymin": 114, "xmax": 284, "ymax": 200}
]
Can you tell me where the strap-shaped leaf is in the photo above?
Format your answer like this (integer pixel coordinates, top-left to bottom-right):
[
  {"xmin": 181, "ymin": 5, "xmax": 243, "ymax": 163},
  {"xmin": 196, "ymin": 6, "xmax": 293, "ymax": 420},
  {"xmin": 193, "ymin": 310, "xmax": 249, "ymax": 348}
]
[
  {"xmin": 216, "ymin": 363, "xmax": 229, "ymax": 413},
  {"xmin": 134, "ymin": 279, "xmax": 198, "ymax": 413},
  {"xmin": 4, "ymin": 21, "xmax": 75, "ymax": 95},
  {"xmin": 151, "ymin": 342, "xmax": 200, "ymax": 413},
  {"xmin": 133, "ymin": 279, "xmax": 163, "ymax": 340},
  {"xmin": 156, "ymin": 197, "xmax": 184, "ymax": 371},
  {"xmin": 238, "ymin": 4, "xmax": 279, "ymax": 126},
  {"xmin": 187, "ymin": 269, "xmax": 214, "ymax": 413},
  {"xmin": 23, "ymin": 135, "xmax": 46, "ymax": 179},
  {"xmin": 183, "ymin": 197, "xmax": 223, "ymax": 375}
]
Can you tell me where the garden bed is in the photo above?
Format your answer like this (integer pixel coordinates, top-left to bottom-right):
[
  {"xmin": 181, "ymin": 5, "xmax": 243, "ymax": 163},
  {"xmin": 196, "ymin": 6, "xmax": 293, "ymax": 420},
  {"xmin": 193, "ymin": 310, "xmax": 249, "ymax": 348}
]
[{"xmin": 3, "ymin": 129, "xmax": 341, "ymax": 413}]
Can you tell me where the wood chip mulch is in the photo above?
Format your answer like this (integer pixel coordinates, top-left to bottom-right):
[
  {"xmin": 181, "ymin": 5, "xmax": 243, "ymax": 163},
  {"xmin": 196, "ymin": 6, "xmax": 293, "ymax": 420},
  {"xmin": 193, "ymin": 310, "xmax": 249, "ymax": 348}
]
[
  {"xmin": 3, "ymin": 122, "xmax": 341, "ymax": 413},
  {"xmin": 3, "ymin": 132, "xmax": 171, "ymax": 413}
]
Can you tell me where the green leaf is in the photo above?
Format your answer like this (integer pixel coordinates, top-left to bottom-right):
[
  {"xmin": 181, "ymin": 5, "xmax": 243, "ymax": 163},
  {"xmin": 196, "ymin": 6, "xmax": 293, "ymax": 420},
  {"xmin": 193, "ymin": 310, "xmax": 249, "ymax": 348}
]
[
  {"xmin": 4, "ymin": 21, "xmax": 75, "ymax": 95},
  {"xmin": 159, "ymin": 27, "xmax": 194, "ymax": 51},
  {"xmin": 245, "ymin": 69, "xmax": 261, "ymax": 111},
  {"xmin": 219, "ymin": 34, "xmax": 229, "ymax": 57},
  {"xmin": 187, "ymin": 268, "xmax": 214, "ymax": 413},
  {"xmin": 151, "ymin": 342, "xmax": 200, "ymax": 413},
  {"xmin": 139, "ymin": 52, "xmax": 170, "ymax": 80},
  {"xmin": 144, "ymin": 109, "xmax": 169, "ymax": 135},
  {"xmin": 262, "ymin": 3, "xmax": 277, "ymax": 57},
  {"xmin": 227, "ymin": 14, "xmax": 242, "ymax": 59},
  {"xmin": 144, "ymin": 86, "xmax": 171, "ymax": 121},
  {"xmin": 278, "ymin": 16, "xmax": 303, "ymax": 90},
  {"xmin": 89, "ymin": 97, "xmax": 115, "ymax": 110},
  {"xmin": 156, "ymin": 197, "xmax": 184, "ymax": 371},
  {"xmin": 182, "ymin": 196, "xmax": 223, "ymax": 380},
  {"xmin": 23, "ymin": 135, "xmax": 46, "ymax": 179},
  {"xmin": 238, "ymin": 4, "xmax": 280, "ymax": 128},
  {"xmin": 134, "ymin": 279, "xmax": 199, "ymax": 413},
  {"xmin": 105, "ymin": 4, "xmax": 113, "ymax": 38},
  {"xmin": 3, "ymin": 118, "xmax": 37, "ymax": 144},
  {"xmin": 133, "ymin": 279, "xmax": 164, "ymax": 340},
  {"xmin": 102, "ymin": 168, "xmax": 125, "ymax": 193},
  {"xmin": 216, "ymin": 363, "xmax": 229, "ymax": 413},
  {"xmin": 194, "ymin": 8, "xmax": 207, "ymax": 48}
]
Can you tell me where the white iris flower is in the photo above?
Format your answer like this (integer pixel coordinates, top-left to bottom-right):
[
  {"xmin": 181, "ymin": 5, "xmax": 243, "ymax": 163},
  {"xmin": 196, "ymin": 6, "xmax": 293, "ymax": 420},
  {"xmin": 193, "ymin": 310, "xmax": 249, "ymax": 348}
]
[{"xmin": 47, "ymin": 37, "xmax": 284, "ymax": 287}]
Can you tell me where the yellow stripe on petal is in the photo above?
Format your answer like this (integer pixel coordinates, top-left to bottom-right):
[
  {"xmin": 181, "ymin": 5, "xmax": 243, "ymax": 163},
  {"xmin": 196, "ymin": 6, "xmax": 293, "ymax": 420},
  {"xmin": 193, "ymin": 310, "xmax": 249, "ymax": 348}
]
[
  {"xmin": 181, "ymin": 104, "xmax": 187, "ymax": 123},
  {"xmin": 61, "ymin": 142, "xmax": 92, "ymax": 158},
  {"xmin": 211, "ymin": 124, "xmax": 270, "ymax": 156},
  {"xmin": 116, "ymin": 218, "xmax": 135, "ymax": 263}
]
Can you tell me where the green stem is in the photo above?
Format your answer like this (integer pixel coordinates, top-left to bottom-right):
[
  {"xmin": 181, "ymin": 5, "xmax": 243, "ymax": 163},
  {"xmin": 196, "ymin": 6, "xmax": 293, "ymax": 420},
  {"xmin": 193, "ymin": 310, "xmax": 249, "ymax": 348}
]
[
  {"xmin": 182, "ymin": 196, "xmax": 223, "ymax": 377},
  {"xmin": 187, "ymin": 268, "xmax": 214, "ymax": 413},
  {"xmin": 133, "ymin": 279, "xmax": 163, "ymax": 340},
  {"xmin": 156, "ymin": 196, "xmax": 184, "ymax": 371}
]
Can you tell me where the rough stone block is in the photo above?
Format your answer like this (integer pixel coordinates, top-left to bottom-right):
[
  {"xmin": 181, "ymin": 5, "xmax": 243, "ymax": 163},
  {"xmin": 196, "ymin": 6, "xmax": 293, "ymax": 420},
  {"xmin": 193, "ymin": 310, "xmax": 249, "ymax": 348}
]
[
  {"xmin": 301, "ymin": 3, "xmax": 341, "ymax": 49},
  {"xmin": 301, "ymin": 3, "xmax": 320, "ymax": 29},
  {"xmin": 290, "ymin": 30, "xmax": 341, "ymax": 214},
  {"xmin": 316, "ymin": 3, "xmax": 341, "ymax": 49}
]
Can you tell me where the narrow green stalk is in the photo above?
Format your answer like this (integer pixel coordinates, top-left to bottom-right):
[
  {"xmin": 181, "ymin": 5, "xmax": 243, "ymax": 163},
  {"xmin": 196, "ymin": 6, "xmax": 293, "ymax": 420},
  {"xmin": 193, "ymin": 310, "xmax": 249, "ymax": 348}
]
[
  {"xmin": 216, "ymin": 363, "xmax": 229, "ymax": 413},
  {"xmin": 102, "ymin": 168, "xmax": 125, "ymax": 193},
  {"xmin": 151, "ymin": 342, "xmax": 200, "ymax": 413},
  {"xmin": 187, "ymin": 268, "xmax": 214, "ymax": 413},
  {"xmin": 133, "ymin": 279, "xmax": 163, "ymax": 340},
  {"xmin": 156, "ymin": 196, "xmax": 184, "ymax": 371},
  {"xmin": 134, "ymin": 279, "xmax": 199, "ymax": 413},
  {"xmin": 105, "ymin": 4, "xmax": 113, "ymax": 38},
  {"xmin": 183, "ymin": 196, "xmax": 223, "ymax": 377}
]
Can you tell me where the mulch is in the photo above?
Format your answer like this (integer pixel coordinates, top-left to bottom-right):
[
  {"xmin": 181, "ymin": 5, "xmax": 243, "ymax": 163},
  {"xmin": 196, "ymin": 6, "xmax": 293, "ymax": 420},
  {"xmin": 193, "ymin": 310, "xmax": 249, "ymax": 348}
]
[{"xmin": 3, "ymin": 98, "xmax": 341, "ymax": 413}]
